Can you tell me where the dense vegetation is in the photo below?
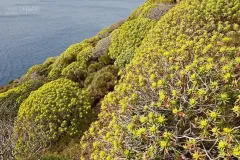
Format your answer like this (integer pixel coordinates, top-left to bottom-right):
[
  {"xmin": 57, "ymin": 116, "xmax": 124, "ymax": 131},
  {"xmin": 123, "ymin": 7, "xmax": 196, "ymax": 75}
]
[{"xmin": 0, "ymin": 0, "xmax": 239, "ymax": 159}]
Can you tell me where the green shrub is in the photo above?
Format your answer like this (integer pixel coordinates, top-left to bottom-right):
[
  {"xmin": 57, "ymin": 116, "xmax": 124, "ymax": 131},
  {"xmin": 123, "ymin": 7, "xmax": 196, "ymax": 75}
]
[
  {"xmin": 129, "ymin": 0, "xmax": 175, "ymax": 20},
  {"xmin": 98, "ymin": 53, "xmax": 113, "ymax": 66},
  {"xmin": 114, "ymin": 50, "xmax": 134, "ymax": 67},
  {"xmin": 76, "ymin": 45, "xmax": 94, "ymax": 64},
  {"xmin": 87, "ymin": 65, "xmax": 118, "ymax": 100},
  {"xmin": 84, "ymin": 73, "xmax": 96, "ymax": 88},
  {"xmin": 40, "ymin": 154, "xmax": 72, "ymax": 160},
  {"xmin": 97, "ymin": 19, "xmax": 126, "ymax": 39},
  {"xmin": 87, "ymin": 62, "xmax": 104, "ymax": 73},
  {"xmin": 82, "ymin": 36, "xmax": 99, "ymax": 46},
  {"xmin": 97, "ymin": 28, "xmax": 110, "ymax": 39},
  {"xmin": 62, "ymin": 62, "xmax": 87, "ymax": 84},
  {"xmin": 24, "ymin": 64, "xmax": 43, "ymax": 78},
  {"xmin": 108, "ymin": 19, "xmax": 126, "ymax": 33},
  {"xmin": 49, "ymin": 42, "xmax": 92, "ymax": 79},
  {"xmin": 129, "ymin": 2, "xmax": 149, "ymax": 20},
  {"xmin": 108, "ymin": 18, "xmax": 156, "ymax": 66},
  {"xmin": 0, "ymin": 79, "xmax": 46, "ymax": 120},
  {"xmin": 48, "ymin": 68, "xmax": 62, "ymax": 80},
  {"xmin": 0, "ymin": 79, "xmax": 46, "ymax": 160},
  {"xmin": 13, "ymin": 78, "xmax": 93, "ymax": 159},
  {"xmin": 24, "ymin": 57, "xmax": 57, "ymax": 79}
]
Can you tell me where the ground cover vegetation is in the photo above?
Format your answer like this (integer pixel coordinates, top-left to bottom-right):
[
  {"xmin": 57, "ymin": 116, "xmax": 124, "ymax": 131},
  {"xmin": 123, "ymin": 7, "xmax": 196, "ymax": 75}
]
[{"xmin": 0, "ymin": 0, "xmax": 239, "ymax": 159}]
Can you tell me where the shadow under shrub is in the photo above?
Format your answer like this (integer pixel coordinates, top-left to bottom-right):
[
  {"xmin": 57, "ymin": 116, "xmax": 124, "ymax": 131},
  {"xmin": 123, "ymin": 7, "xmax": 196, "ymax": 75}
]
[{"xmin": 87, "ymin": 65, "xmax": 119, "ymax": 102}]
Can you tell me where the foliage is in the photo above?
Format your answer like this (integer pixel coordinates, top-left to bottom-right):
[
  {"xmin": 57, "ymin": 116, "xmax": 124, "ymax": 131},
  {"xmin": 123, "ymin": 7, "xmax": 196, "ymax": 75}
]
[
  {"xmin": 0, "ymin": 118, "xmax": 14, "ymax": 160},
  {"xmin": 87, "ymin": 65, "xmax": 119, "ymax": 101},
  {"xmin": 13, "ymin": 78, "xmax": 93, "ymax": 159},
  {"xmin": 0, "ymin": 79, "xmax": 46, "ymax": 160},
  {"xmin": 62, "ymin": 62, "xmax": 87, "ymax": 85},
  {"xmin": 129, "ymin": 1, "xmax": 155, "ymax": 20},
  {"xmin": 1, "ymin": 0, "xmax": 240, "ymax": 159},
  {"xmin": 25, "ymin": 57, "xmax": 57, "ymax": 78},
  {"xmin": 0, "ymin": 79, "xmax": 46, "ymax": 120},
  {"xmin": 98, "ymin": 53, "xmax": 114, "ymax": 66},
  {"xmin": 48, "ymin": 42, "xmax": 93, "ymax": 79},
  {"xmin": 76, "ymin": 45, "xmax": 94, "ymax": 64},
  {"xmin": 40, "ymin": 154, "xmax": 72, "ymax": 160},
  {"xmin": 97, "ymin": 19, "xmax": 126, "ymax": 39},
  {"xmin": 109, "ymin": 18, "xmax": 156, "ymax": 66},
  {"xmin": 79, "ymin": 0, "xmax": 240, "ymax": 159},
  {"xmin": 87, "ymin": 62, "xmax": 104, "ymax": 74}
]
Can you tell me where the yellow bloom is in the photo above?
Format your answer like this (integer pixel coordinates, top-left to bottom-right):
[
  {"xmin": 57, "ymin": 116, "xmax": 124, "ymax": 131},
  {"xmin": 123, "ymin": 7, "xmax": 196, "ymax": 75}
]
[{"xmin": 157, "ymin": 114, "xmax": 166, "ymax": 125}]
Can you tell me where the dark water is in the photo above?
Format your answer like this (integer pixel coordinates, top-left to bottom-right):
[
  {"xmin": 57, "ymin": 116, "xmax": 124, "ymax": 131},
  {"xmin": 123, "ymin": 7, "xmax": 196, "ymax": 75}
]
[{"xmin": 0, "ymin": 0, "xmax": 143, "ymax": 86}]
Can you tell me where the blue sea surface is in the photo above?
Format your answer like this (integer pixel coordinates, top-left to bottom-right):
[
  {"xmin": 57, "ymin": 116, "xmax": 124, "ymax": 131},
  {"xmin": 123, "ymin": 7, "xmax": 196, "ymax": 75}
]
[{"xmin": 0, "ymin": 0, "xmax": 143, "ymax": 85}]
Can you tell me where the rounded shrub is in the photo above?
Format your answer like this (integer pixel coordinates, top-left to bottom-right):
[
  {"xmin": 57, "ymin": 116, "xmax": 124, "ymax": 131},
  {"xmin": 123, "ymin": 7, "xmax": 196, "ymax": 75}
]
[
  {"xmin": 82, "ymin": 36, "xmax": 99, "ymax": 46},
  {"xmin": 76, "ymin": 45, "xmax": 94, "ymax": 64},
  {"xmin": 97, "ymin": 19, "xmax": 126, "ymax": 39},
  {"xmin": 108, "ymin": 18, "xmax": 156, "ymax": 66},
  {"xmin": 87, "ymin": 65, "xmax": 119, "ymax": 101},
  {"xmin": 25, "ymin": 57, "xmax": 57, "ymax": 79},
  {"xmin": 98, "ymin": 53, "xmax": 113, "ymax": 66},
  {"xmin": 114, "ymin": 51, "xmax": 134, "ymax": 67},
  {"xmin": 87, "ymin": 62, "xmax": 104, "ymax": 73},
  {"xmin": 84, "ymin": 73, "xmax": 96, "ymax": 88},
  {"xmin": 62, "ymin": 62, "xmax": 87, "ymax": 84},
  {"xmin": 92, "ymin": 37, "xmax": 111, "ymax": 60},
  {"xmin": 129, "ymin": 0, "xmax": 172, "ymax": 20},
  {"xmin": 13, "ymin": 78, "xmax": 93, "ymax": 159},
  {"xmin": 97, "ymin": 28, "xmax": 110, "ymax": 39},
  {"xmin": 49, "ymin": 42, "xmax": 93, "ymax": 79},
  {"xmin": 0, "ymin": 79, "xmax": 46, "ymax": 160},
  {"xmin": 24, "ymin": 64, "xmax": 43, "ymax": 78},
  {"xmin": 108, "ymin": 19, "xmax": 126, "ymax": 32}
]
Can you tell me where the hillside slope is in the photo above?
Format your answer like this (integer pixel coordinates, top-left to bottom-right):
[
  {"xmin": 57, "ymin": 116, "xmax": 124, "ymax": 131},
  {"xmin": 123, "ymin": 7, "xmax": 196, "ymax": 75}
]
[
  {"xmin": 79, "ymin": 0, "xmax": 240, "ymax": 159},
  {"xmin": 0, "ymin": 0, "xmax": 240, "ymax": 159}
]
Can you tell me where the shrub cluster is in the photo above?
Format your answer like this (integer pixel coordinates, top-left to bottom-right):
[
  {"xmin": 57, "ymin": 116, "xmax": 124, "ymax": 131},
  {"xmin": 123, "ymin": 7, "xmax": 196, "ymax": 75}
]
[
  {"xmin": 79, "ymin": 0, "xmax": 240, "ymax": 159},
  {"xmin": 0, "ymin": 79, "xmax": 46, "ymax": 159},
  {"xmin": 3, "ymin": 0, "xmax": 240, "ymax": 159},
  {"xmin": 24, "ymin": 57, "xmax": 57, "ymax": 79},
  {"xmin": 49, "ymin": 41, "xmax": 95, "ymax": 79},
  {"xmin": 1, "ymin": 1, "xmax": 158, "ymax": 159},
  {"xmin": 0, "ymin": 79, "xmax": 46, "ymax": 120},
  {"xmin": 109, "ymin": 18, "xmax": 156, "ymax": 66},
  {"xmin": 97, "ymin": 19, "xmax": 126, "ymax": 39},
  {"xmin": 13, "ymin": 78, "xmax": 93, "ymax": 159},
  {"xmin": 62, "ymin": 62, "xmax": 87, "ymax": 85},
  {"xmin": 87, "ymin": 65, "xmax": 119, "ymax": 101}
]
